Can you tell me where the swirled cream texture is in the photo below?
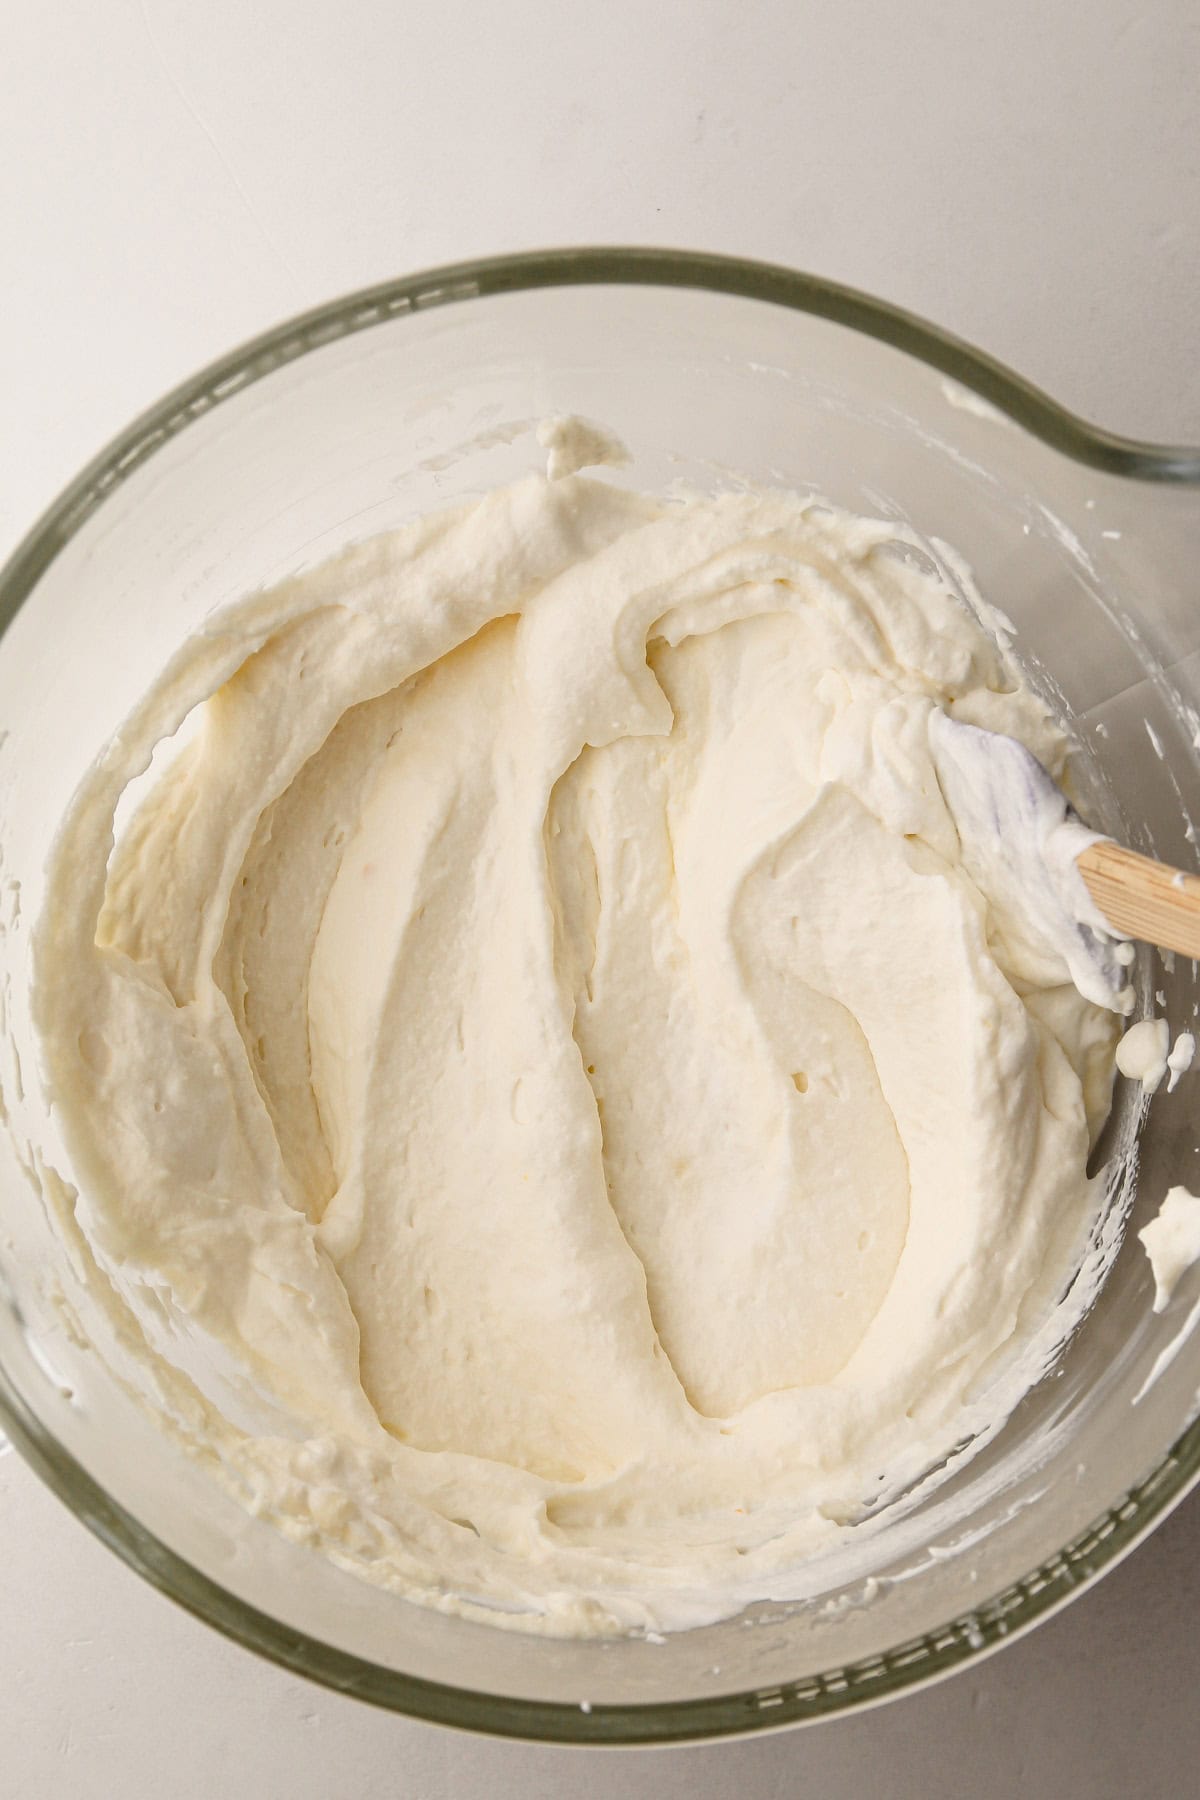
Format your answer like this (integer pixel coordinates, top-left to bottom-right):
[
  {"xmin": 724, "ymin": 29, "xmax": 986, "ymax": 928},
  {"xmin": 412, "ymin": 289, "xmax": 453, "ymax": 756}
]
[{"xmin": 34, "ymin": 450, "xmax": 1119, "ymax": 1634}]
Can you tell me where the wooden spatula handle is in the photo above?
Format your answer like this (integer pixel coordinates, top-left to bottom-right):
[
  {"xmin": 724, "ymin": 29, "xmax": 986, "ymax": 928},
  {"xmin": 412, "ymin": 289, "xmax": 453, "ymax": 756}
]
[{"xmin": 1077, "ymin": 840, "xmax": 1200, "ymax": 958}]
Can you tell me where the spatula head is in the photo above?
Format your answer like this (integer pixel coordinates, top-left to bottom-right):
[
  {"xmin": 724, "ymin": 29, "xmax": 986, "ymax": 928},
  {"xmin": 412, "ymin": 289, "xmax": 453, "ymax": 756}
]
[{"xmin": 928, "ymin": 709, "xmax": 1132, "ymax": 1013}]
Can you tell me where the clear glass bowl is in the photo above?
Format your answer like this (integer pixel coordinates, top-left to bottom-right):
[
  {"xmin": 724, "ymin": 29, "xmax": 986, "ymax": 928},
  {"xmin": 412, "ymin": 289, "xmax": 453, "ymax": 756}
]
[{"xmin": 1, "ymin": 249, "xmax": 1198, "ymax": 1744}]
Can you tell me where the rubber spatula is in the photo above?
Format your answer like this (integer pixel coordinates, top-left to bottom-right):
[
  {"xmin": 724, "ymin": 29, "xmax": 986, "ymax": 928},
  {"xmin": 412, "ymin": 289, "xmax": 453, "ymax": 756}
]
[{"xmin": 929, "ymin": 711, "xmax": 1200, "ymax": 1010}]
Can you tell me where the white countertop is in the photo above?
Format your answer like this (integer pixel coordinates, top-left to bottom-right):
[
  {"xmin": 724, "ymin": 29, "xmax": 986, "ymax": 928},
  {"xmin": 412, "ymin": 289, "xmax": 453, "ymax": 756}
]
[{"xmin": 3, "ymin": 2, "xmax": 1199, "ymax": 1794}]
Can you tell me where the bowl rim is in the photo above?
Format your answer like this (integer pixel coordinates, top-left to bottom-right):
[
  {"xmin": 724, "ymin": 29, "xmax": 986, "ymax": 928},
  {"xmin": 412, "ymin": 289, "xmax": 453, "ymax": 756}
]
[{"xmin": 2, "ymin": 245, "xmax": 1199, "ymax": 1745}]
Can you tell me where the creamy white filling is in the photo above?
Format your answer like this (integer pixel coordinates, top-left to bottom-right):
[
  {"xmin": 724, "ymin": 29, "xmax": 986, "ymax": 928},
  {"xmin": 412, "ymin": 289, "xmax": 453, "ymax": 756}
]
[
  {"xmin": 33, "ymin": 452, "xmax": 1120, "ymax": 1635},
  {"xmin": 1115, "ymin": 1017, "xmax": 1171, "ymax": 1094},
  {"xmin": 1139, "ymin": 1186, "xmax": 1200, "ymax": 1312},
  {"xmin": 1167, "ymin": 1030, "xmax": 1195, "ymax": 1093}
]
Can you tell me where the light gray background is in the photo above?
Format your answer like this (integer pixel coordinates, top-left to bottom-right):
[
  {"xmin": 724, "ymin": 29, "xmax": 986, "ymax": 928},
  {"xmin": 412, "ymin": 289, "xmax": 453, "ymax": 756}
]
[{"xmin": 3, "ymin": 2, "xmax": 1199, "ymax": 1795}]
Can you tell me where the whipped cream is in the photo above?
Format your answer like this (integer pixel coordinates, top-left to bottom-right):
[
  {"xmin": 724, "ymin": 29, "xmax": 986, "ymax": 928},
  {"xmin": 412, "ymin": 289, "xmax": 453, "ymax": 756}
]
[
  {"xmin": 1115, "ymin": 1018, "xmax": 1171, "ymax": 1094},
  {"xmin": 33, "ymin": 439, "xmax": 1120, "ymax": 1635},
  {"xmin": 1167, "ymin": 1030, "xmax": 1195, "ymax": 1093},
  {"xmin": 1139, "ymin": 1187, "xmax": 1200, "ymax": 1312}
]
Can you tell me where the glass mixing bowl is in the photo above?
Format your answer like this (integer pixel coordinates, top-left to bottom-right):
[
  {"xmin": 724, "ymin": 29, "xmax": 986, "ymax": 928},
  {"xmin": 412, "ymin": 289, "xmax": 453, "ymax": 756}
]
[{"xmin": 1, "ymin": 250, "xmax": 1198, "ymax": 1744}]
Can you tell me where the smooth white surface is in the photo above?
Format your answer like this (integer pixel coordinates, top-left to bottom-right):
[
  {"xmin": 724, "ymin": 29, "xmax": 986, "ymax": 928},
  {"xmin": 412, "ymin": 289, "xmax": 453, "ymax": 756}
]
[
  {"xmin": 2, "ymin": 0, "xmax": 1199, "ymax": 1792},
  {"xmin": 4, "ymin": 1449, "xmax": 1200, "ymax": 1797}
]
